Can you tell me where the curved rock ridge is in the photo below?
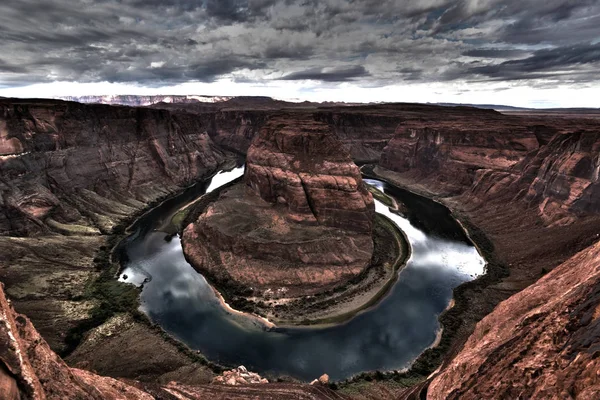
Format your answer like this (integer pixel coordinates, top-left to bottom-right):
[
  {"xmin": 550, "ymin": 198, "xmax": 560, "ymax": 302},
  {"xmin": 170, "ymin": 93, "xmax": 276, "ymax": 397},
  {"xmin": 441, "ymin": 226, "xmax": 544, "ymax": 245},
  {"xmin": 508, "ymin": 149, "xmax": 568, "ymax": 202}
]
[
  {"xmin": 183, "ymin": 115, "xmax": 376, "ymax": 300},
  {"xmin": 245, "ymin": 115, "xmax": 375, "ymax": 233}
]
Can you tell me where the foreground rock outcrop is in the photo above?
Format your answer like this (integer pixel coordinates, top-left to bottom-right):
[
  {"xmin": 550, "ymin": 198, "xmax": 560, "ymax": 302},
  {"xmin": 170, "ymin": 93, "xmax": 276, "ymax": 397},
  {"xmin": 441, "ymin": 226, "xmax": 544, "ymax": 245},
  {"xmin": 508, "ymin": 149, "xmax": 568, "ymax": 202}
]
[
  {"xmin": 428, "ymin": 240, "xmax": 600, "ymax": 399},
  {"xmin": 212, "ymin": 366, "xmax": 268, "ymax": 385},
  {"xmin": 0, "ymin": 282, "xmax": 153, "ymax": 399},
  {"xmin": 183, "ymin": 116, "xmax": 375, "ymax": 303}
]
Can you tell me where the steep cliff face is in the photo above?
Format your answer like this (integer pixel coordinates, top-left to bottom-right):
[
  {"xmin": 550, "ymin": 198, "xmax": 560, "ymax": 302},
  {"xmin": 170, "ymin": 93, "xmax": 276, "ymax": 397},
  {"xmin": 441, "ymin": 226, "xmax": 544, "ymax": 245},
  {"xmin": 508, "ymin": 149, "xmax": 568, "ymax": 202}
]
[
  {"xmin": 183, "ymin": 115, "xmax": 375, "ymax": 300},
  {"xmin": 246, "ymin": 115, "xmax": 375, "ymax": 233},
  {"xmin": 381, "ymin": 125, "xmax": 600, "ymax": 224},
  {"xmin": 380, "ymin": 125, "xmax": 540, "ymax": 193},
  {"xmin": 519, "ymin": 130, "xmax": 600, "ymax": 224},
  {"xmin": 0, "ymin": 99, "xmax": 228, "ymax": 236},
  {"xmin": 0, "ymin": 98, "xmax": 233, "ymax": 357},
  {"xmin": 209, "ymin": 110, "xmax": 270, "ymax": 154},
  {"xmin": 313, "ymin": 110, "xmax": 402, "ymax": 163},
  {"xmin": 0, "ymin": 282, "xmax": 154, "ymax": 400},
  {"xmin": 154, "ymin": 102, "xmax": 514, "ymax": 164},
  {"xmin": 428, "ymin": 240, "xmax": 600, "ymax": 399}
]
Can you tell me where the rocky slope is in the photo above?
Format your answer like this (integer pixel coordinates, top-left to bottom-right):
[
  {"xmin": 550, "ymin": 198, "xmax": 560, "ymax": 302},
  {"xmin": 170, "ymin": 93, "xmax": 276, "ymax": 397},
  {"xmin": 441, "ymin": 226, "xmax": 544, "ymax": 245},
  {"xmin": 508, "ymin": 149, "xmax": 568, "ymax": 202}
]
[
  {"xmin": 0, "ymin": 98, "xmax": 234, "ymax": 365},
  {"xmin": 0, "ymin": 282, "xmax": 343, "ymax": 400},
  {"xmin": 183, "ymin": 115, "xmax": 376, "ymax": 302}
]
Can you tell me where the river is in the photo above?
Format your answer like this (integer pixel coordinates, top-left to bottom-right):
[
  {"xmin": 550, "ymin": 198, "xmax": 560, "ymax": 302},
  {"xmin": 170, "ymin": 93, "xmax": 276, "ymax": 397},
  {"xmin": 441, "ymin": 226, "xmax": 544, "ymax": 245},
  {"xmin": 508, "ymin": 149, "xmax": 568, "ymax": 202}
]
[{"xmin": 118, "ymin": 167, "xmax": 485, "ymax": 381}]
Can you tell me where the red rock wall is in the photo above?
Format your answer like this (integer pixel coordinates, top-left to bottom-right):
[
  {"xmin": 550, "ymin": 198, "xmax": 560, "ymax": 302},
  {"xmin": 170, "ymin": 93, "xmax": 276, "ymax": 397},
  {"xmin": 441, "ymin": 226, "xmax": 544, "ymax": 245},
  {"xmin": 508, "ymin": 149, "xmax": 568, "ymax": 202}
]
[
  {"xmin": 245, "ymin": 115, "xmax": 374, "ymax": 233},
  {"xmin": 381, "ymin": 125, "xmax": 600, "ymax": 225},
  {"xmin": 0, "ymin": 99, "xmax": 228, "ymax": 236}
]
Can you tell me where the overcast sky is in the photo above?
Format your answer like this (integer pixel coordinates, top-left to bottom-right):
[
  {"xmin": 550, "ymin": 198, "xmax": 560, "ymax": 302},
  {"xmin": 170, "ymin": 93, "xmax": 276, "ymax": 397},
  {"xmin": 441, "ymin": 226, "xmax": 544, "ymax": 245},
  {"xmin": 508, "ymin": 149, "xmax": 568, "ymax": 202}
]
[{"xmin": 0, "ymin": 0, "xmax": 599, "ymax": 107}]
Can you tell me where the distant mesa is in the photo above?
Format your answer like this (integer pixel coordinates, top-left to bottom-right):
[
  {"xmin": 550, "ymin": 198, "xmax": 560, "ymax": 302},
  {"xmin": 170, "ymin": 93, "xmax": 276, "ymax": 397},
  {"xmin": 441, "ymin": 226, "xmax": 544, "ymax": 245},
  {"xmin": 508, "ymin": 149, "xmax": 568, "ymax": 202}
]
[{"xmin": 56, "ymin": 94, "xmax": 234, "ymax": 106}]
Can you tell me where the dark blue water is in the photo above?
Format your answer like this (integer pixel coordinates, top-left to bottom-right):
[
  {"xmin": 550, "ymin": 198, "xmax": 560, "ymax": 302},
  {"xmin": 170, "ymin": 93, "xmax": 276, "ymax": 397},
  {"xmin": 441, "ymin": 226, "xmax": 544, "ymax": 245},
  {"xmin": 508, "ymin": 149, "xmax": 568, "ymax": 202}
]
[{"xmin": 119, "ymin": 169, "xmax": 485, "ymax": 381}]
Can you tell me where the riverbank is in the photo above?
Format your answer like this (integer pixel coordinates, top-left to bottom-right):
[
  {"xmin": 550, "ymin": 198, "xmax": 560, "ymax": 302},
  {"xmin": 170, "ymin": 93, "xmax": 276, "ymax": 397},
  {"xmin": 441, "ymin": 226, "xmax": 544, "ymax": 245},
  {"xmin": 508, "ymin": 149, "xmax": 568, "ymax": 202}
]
[
  {"xmin": 334, "ymin": 165, "xmax": 502, "ymax": 394},
  {"xmin": 272, "ymin": 212, "xmax": 411, "ymax": 327},
  {"xmin": 338, "ymin": 163, "xmax": 599, "ymax": 396}
]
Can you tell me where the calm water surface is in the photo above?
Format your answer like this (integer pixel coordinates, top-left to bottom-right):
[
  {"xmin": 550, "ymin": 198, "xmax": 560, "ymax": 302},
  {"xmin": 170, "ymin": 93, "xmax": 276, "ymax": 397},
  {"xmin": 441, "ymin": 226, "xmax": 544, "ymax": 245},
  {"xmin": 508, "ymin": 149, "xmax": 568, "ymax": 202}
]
[{"xmin": 119, "ymin": 168, "xmax": 485, "ymax": 381}]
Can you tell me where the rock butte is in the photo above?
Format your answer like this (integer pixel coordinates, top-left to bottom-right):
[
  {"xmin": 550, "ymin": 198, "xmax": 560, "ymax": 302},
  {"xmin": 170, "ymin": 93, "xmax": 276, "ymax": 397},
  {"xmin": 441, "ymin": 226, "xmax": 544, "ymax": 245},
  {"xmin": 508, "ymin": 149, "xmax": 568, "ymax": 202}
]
[{"xmin": 182, "ymin": 115, "xmax": 375, "ymax": 299}]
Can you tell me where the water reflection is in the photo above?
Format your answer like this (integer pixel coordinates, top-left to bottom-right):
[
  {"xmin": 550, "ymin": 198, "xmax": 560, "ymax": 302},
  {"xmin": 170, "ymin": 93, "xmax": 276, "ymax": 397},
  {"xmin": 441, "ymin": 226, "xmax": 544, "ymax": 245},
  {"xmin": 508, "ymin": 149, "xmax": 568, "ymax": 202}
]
[{"xmin": 119, "ymin": 170, "xmax": 485, "ymax": 381}]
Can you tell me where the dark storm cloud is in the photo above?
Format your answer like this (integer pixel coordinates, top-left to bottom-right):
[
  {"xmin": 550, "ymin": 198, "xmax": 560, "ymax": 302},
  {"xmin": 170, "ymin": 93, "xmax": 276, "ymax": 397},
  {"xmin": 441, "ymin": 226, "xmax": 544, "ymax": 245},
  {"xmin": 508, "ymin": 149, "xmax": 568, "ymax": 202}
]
[
  {"xmin": 0, "ymin": 59, "xmax": 28, "ymax": 74},
  {"xmin": 0, "ymin": 0, "xmax": 599, "ymax": 88},
  {"xmin": 462, "ymin": 49, "xmax": 530, "ymax": 59},
  {"xmin": 281, "ymin": 66, "xmax": 370, "ymax": 82},
  {"xmin": 470, "ymin": 43, "xmax": 600, "ymax": 81}
]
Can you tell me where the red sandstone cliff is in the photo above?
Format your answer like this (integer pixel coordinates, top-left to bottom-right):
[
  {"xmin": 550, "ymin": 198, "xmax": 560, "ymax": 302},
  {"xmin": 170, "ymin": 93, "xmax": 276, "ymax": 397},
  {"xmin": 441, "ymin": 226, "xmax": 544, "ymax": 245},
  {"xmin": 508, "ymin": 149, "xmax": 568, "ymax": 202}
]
[
  {"xmin": 381, "ymin": 126, "xmax": 600, "ymax": 225},
  {"xmin": 0, "ymin": 99, "xmax": 229, "ymax": 237},
  {"xmin": 246, "ymin": 115, "xmax": 374, "ymax": 232},
  {"xmin": 183, "ymin": 115, "xmax": 375, "ymax": 298},
  {"xmin": 428, "ymin": 240, "xmax": 600, "ymax": 399}
]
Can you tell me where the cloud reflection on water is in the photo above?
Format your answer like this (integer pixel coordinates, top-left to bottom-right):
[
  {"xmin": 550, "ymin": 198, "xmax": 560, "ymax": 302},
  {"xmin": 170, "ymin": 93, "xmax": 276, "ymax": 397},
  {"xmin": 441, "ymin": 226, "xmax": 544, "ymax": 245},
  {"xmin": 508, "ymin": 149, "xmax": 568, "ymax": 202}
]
[{"xmin": 119, "ymin": 172, "xmax": 485, "ymax": 381}]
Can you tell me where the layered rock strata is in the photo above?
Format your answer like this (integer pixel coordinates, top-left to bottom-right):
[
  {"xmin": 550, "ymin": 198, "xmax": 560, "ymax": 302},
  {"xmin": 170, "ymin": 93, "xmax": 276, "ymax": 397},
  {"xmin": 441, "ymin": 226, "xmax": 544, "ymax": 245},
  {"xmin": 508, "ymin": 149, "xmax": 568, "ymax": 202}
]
[
  {"xmin": 381, "ymin": 127, "xmax": 600, "ymax": 225},
  {"xmin": 245, "ymin": 115, "xmax": 374, "ymax": 232},
  {"xmin": 0, "ymin": 98, "xmax": 233, "ymax": 356},
  {"xmin": 183, "ymin": 116, "xmax": 375, "ymax": 299},
  {"xmin": 0, "ymin": 99, "xmax": 228, "ymax": 237}
]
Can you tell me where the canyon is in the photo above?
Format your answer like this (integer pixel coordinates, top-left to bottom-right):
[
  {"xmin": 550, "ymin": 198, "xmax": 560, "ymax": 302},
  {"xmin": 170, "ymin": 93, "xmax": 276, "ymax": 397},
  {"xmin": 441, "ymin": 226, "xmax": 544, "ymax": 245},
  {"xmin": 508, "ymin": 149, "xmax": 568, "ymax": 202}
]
[{"xmin": 1, "ymin": 96, "xmax": 600, "ymax": 399}]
